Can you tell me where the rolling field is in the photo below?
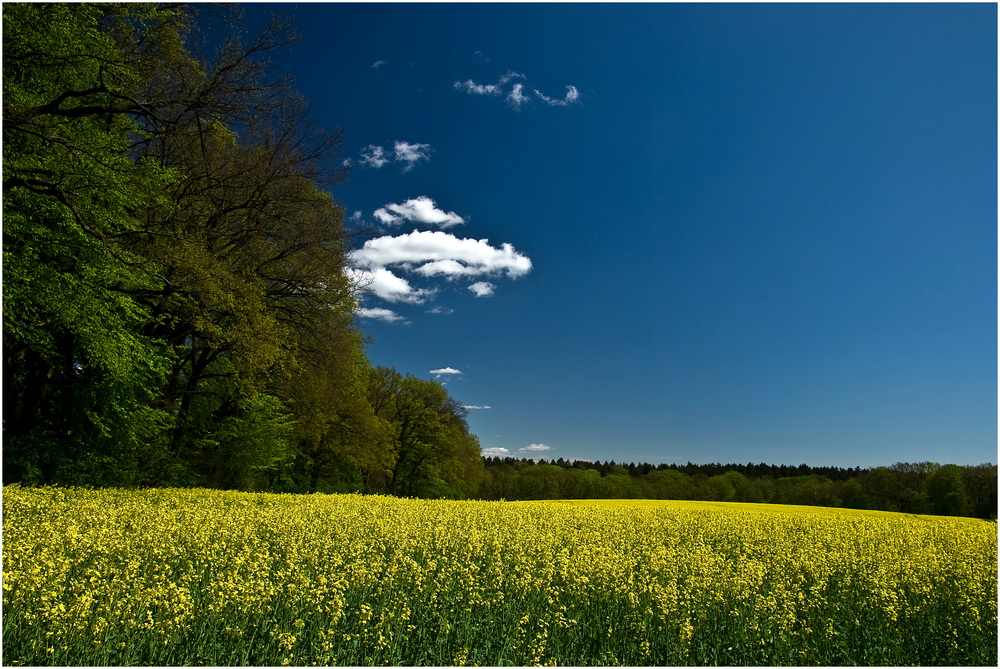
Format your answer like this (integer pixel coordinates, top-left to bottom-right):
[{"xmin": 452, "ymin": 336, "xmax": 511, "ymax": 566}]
[{"xmin": 2, "ymin": 485, "xmax": 996, "ymax": 666}]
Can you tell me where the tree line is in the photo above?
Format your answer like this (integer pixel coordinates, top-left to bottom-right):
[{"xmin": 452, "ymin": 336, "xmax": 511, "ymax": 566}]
[
  {"xmin": 476, "ymin": 458, "xmax": 997, "ymax": 519},
  {"xmin": 3, "ymin": 3, "xmax": 482, "ymax": 498}
]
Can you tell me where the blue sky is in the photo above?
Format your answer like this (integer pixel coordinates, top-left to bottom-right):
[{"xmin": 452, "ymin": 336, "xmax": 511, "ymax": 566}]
[{"xmin": 244, "ymin": 3, "xmax": 996, "ymax": 468}]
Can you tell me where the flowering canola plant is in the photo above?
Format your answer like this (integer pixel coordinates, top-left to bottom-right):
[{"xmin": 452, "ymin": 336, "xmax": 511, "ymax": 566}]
[{"xmin": 3, "ymin": 485, "xmax": 996, "ymax": 666}]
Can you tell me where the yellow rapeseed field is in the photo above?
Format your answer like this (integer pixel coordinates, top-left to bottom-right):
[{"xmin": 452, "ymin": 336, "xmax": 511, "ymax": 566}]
[{"xmin": 2, "ymin": 485, "xmax": 996, "ymax": 665}]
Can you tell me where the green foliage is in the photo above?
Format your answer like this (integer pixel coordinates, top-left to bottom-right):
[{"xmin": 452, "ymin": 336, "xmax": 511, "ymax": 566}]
[
  {"xmin": 961, "ymin": 463, "xmax": 998, "ymax": 520},
  {"xmin": 2, "ymin": 4, "xmax": 485, "ymax": 499},
  {"xmin": 841, "ymin": 478, "xmax": 869, "ymax": 509},
  {"xmin": 366, "ymin": 367, "xmax": 483, "ymax": 499},
  {"xmin": 3, "ymin": 3, "xmax": 183, "ymax": 486},
  {"xmin": 926, "ymin": 464, "xmax": 971, "ymax": 517},
  {"xmin": 479, "ymin": 459, "xmax": 996, "ymax": 519}
]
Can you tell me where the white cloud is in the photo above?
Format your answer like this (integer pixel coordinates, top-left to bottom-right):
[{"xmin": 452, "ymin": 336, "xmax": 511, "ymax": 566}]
[
  {"xmin": 356, "ymin": 307, "xmax": 404, "ymax": 323},
  {"xmin": 499, "ymin": 71, "xmax": 525, "ymax": 85},
  {"xmin": 506, "ymin": 83, "xmax": 529, "ymax": 110},
  {"xmin": 373, "ymin": 197, "xmax": 464, "ymax": 229},
  {"xmin": 430, "ymin": 367, "xmax": 462, "ymax": 376},
  {"xmin": 359, "ymin": 145, "xmax": 389, "ymax": 168},
  {"xmin": 350, "ymin": 230, "xmax": 532, "ymax": 280},
  {"xmin": 482, "ymin": 447, "xmax": 510, "ymax": 457},
  {"xmin": 456, "ymin": 71, "xmax": 578, "ymax": 111},
  {"xmin": 520, "ymin": 444, "xmax": 551, "ymax": 452},
  {"xmin": 360, "ymin": 142, "xmax": 433, "ymax": 171},
  {"xmin": 347, "ymin": 267, "xmax": 436, "ymax": 304},
  {"xmin": 416, "ymin": 259, "xmax": 487, "ymax": 277},
  {"xmin": 426, "ymin": 306, "xmax": 454, "ymax": 315},
  {"xmin": 454, "ymin": 79, "xmax": 501, "ymax": 96},
  {"xmin": 535, "ymin": 85, "xmax": 580, "ymax": 106},
  {"xmin": 454, "ymin": 71, "xmax": 524, "ymax": 96},
  {"xmin": 371, "ymin": 60, "xmax": 387, "ymax": 69},
  {"xmin": 468, "ymin": 281, "xmax": 495, "ymax": 297},
  {"xmin": 463, "ymin": 405, "xmax": 492, "ymax": 410},
  {"xmin": 394, "ymin": 141, "xmax": 432, "ymax": 172}
]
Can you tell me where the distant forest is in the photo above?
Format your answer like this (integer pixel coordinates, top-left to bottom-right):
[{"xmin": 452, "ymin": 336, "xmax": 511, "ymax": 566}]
[{"xmin": 477, "ymin": 458, "xmax": 998, "ymax": 520}]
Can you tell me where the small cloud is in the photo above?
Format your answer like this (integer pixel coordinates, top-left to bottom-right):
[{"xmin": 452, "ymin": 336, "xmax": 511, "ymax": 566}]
[
  {"xmin": 373, "ymin": 196, "xmax": 464, "ymax": 229},
  {"xmin": 356, "ymin": 307, "xmax": 405, "ymax": 323},
  {"xmin": 430, "ymin": 367, "xmax": 462, "ymax": 376},
  {"xmin": 359, "ymin": 145, "xmax": 389, "ymax": 168},
  {"xmin": 454, "ymin": 79, "xmax": 502, "ymax": 96},
  {"xmin": 483, "ymin": 447, "xmax": 510, "ymax": 457},
  {"xmin": 427, "ymin": 306, "xmax": 454, "ymax": 315},
  {"xmin": 394, "ymin": 141, "xmax": 432, "ymax": 172},
  {"xmin": 360, "ymin": 142, "xmax": 433, "ymax": 172},
  {"xmin": 473, "ymin": 50, "xmax": 490, "ymax": 62},
  {"xmin": 347, "ymin": 266, "xmax": 437, "ymax": 304},
  {"xmin": 371, "ymin": 60, "xmax": 387, "ymax": 69},
  {"xmin": 454, "ymin": 71, "xmax": 525, "ymax": 96},
  {"xmin": 463, "ymin": 405, "xmax": 492, "ymax": 410},
  {"xmin": 519, "ymin": 444, "xmax": 551, "ymax": 452},
  {"xmin": 535, "ymin": 85, "xmax": 580, "ymax": 106},
  {"xmin": 499, "ymin": 71, "xmax": 525, "ymax": 85},
  {"xmin": 506, "ymin": 83, "xmax": 529, "ymax": 111},
  {"xmin": 468, "ymin": 281, "xmax": 495, "ymax": 297}
]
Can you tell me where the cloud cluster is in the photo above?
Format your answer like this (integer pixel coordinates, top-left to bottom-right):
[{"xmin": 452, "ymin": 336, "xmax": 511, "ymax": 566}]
[
  {"xmin": 351, "ymin": 230, "xmax": 530, "ymax": 308},
  {"xmin": 360, "ymin": 141, "xmax": 432, "ymax": 172},
  {"xmin": 374, "ymin": 197, "xmax": 464, "ymax": 229},
  {"xmin": 430, "ymin": 367, "xmax": 462, "ymax": 377},
  {"xmin": 482, "ymin": 447, "xmax": 509, "ymax": 457},
  {"xmin": 463, "ymin": 405, "xmax": 492, "ymax": 410},
  {"xmin": 520, "ymin": 444, "xmax": 551, "ymax": 452},
  {"xmin": 350, "ymin": 197, "xmax": 531, "ymax": 322},
  {"xmin": 455, "ymin": 71, "xmax": 580, "ymax": 111},
  {"xmin": 351, "ymin": 230, "xmax": 532, "ymax": 279}
]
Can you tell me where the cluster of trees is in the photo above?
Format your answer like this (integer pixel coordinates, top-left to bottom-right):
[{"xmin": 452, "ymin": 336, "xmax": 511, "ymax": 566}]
[
  {"xmin": 3, "ymin": 4, "xmax": 481, "ymax": 498},
  {"xmin": 478, "ymin": 458, "xmax": 997, "ymax": 519}
]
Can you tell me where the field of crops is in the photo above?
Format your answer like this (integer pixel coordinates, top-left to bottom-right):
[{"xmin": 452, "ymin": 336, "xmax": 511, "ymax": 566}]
[{"xmin": 2, "ymin": 485, "xmax": 996, "ymax": 666}]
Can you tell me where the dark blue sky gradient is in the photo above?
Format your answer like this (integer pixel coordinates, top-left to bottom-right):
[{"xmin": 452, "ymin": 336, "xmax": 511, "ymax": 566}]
[{"xmin": 244, "ymin": 3, "xmax": 996, "ymax": 467}]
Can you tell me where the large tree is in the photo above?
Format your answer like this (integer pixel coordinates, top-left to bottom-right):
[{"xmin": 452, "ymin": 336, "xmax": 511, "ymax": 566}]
[
  {"xmin": 3, "ymin": 3, "xmax": 190, "ymax": 484},
  {"xmin": 3, "ymin": 4, "xmax": 368, "ymax": 489},
  {"xmin": 368, "ymin": 366, "xmax": 483, "ymax": 498}
]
